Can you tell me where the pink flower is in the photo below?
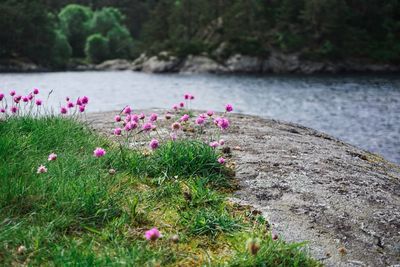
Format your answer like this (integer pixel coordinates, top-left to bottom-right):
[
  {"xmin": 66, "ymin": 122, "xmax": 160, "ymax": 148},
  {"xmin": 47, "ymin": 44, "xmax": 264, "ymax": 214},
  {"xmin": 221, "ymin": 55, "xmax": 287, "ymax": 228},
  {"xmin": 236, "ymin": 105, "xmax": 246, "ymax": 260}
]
[
  {"xmin": 14, "ymin": 96, "xmax": 21, "ymax": 103},
  {"xmin": 150, "ymin": 113, "xmax": 158, "ymax": 122},
  {"xmin": 173, "ymin": 104, "xmax": 179, "ymax": 111},
  {"xmin": 219, "ymin": 139, "xmax": 225, "ymax": 146},
  {"xmin": 209, "ymin": 141, "xmax": 219, "ymax": 148},
  {"xmin": 225, "ymin": 104, "xmax": 233, "ymax": 112},
  {"xmin": 33, "ymin": 88, "xmax": 39, "ymax": 95},
  {"xmin": 114, "ymin": 128, "xmax": 122, "ymax": 136},
  {"xmin": 0, "ymin": 108, "xmax": 5, "ymax": 113},
  {"xmin": 22, "ymin": 96, "xmax": 29, "ymax": 103},
  {"xmin": 10, "ymin": 106, "xmax": 18, "ymax": 113},
  {"xmin": 179, "ymin": 102, "xmax": 184, "ymax": 108},
  {"xmin": 217, "ymin": 118, "xmax": 230, "ymax": 130},
  {"xmin": 93, "ymin": 147, "xmax": 106, "ymax": 158},
  {"xmin": 60, "ymin": 107, "xmax": 67, "ymax": 114},
  {"xmin": 79, "ymin": 105, "xmax": 85, "ymax": 112},
  {"xmin": 0, "ymin": 93, "xmax": 4, "ymax": 101},
  {"xmin": 131, "ymin": 114, "xmax": 139, "ymax": 122},
  {"xmin": 81, "ymin": 96, "xmax": 89, "ymax": 104},
  {"xmin": 114, "ymin": 115, "xmax": 121, "ymax": 122},
  {"xmin": 76, "ymin": 98, "xmax": 82, "ymax": 106},
  {"xmin": 217, "ymin": 157, "xmax": 226, "ymax": 164},
  {"xmin": 10, "ymin": 90, "xmax": 16, "ymax": 96},
  {"xmin": 190, "ymin": 95, "xmax": 194, "ymax": 100},
  {"xmin": 139, "ymin": 113, "xmax": 145, "ymax": 120},
  {"xmin": 66, "ymin": 97, "xmax": 70, "ymax": 102},
  {"xmin": 184, "ymin": 93, "xmax": 190, "ymax": 100},
  {"xmin": 48, "ymin": 153, "xmax": 57, "ymax": 161},
  {"xmin": 123, "ymin": 106, "xmax": 132, "ymax": 115},
  {"xmin": 179, "ymin": 114, "xmax": 190, "ymax": 122},
  {"xmin": 37, "ymin": 165, "xmax": 47, "ymax": 174},
  {"xmin": 142, "ymin": 122, "xmax": 155, "ymax": 132},
  {"xmin": 149, "ymin": 139, "xmax": 159, "ymax": 150},
  {"xmin": 195, "ymin": 117, "xmax": 205, "ymax": 125},
  {"xmin": 145, "ymin": 228, "xmax": 161, "ymax": 241},
  {"xmin": 67, "ymin": 102, "xmax": 74, "ymax": 108},
  {"xmin": 171, "ymin": 122, "xmax": 181, "ymax": 131},
  {"xmin": 170, "ymin": 132, "xmax": 177, "ymax": 141},
  {"xmin": 35, "ymin": 99, "xmax": 42, "ymax": 106},
  {"xmin": 28, "ymin": 94, "xmax": 33, "ymax": 101},
  {"xmin": 124, "ymin": 122, "xmax": 137, "ymax": 131}
]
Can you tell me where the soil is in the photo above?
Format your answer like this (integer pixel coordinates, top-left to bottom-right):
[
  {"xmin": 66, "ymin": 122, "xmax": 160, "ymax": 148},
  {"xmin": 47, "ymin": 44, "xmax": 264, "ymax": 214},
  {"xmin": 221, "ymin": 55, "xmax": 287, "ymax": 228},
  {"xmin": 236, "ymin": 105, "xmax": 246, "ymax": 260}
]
[{"xmin": 87, "ymin": 110, "xmax": 400, "ymax": 266}]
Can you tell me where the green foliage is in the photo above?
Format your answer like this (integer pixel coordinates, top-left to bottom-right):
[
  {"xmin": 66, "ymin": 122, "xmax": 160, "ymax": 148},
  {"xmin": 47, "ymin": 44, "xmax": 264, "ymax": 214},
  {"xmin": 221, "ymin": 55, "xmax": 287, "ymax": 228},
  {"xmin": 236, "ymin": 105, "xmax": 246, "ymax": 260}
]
[
  {"xmin": 58, "ymin": 4, "xmax": 93, "ymax": 57},
  {"xmin": 149, "ymin": 140, "xmax": 222, "ymax": 178},
  {"xmin": 2, "ymin": 0, "xmax": 400, "ymax": 66},
  {"xmin": 85, "ymin": 34, "xmax": 110, "ymax": 63},
  {"xmin": 0, "ymin": 0, "xmax": 56, "ymax": 64},
  {"xmin": 91, "ymin": 7, "xmax": 125, "ymax": 35},
  {"xmin": 180, "ymin": 208, "xmax": 242, "ymax": 238},
  {"xmin": 228, "ymin": 237, "xmax": 317, "ymax": 266},
  {"xmin": 51, "ymin": 30, "xmax": 72, "ymax": 67},
  {"xmin": 107, "ymin": 26, "xmax": 134, "ymax": 59}
]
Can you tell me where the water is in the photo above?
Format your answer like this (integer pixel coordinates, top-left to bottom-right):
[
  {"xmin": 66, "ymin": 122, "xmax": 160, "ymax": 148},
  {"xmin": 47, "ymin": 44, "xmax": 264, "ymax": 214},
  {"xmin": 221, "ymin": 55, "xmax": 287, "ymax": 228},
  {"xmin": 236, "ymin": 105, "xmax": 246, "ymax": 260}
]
[{"xmin": 1, "ymin": 71, "xmax": 399, "ymax": 164}]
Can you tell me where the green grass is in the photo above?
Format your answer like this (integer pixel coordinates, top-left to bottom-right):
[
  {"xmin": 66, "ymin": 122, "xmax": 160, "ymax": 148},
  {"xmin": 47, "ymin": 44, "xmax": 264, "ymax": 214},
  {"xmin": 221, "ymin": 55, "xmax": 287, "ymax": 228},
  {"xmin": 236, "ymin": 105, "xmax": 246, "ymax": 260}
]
[{"xmin": 0, "ymin": 116, "xmax": 320, "ymax": 266}]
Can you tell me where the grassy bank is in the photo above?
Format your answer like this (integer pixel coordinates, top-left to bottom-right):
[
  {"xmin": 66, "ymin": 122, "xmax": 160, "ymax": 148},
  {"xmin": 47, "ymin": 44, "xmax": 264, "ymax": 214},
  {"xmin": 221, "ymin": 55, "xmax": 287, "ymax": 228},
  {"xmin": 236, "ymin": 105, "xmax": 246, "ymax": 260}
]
[{"xmin": 0, "ymin": 116, "xmax": 319, "ymax": 266}]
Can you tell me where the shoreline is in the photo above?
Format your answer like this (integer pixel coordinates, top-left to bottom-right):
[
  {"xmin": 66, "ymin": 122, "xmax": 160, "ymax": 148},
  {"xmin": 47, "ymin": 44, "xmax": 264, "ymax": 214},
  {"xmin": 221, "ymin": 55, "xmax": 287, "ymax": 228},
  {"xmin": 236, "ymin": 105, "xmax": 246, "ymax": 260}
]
[{"xmin": 1, "ymin": 54, "xmax": 399, "ymax": 74}]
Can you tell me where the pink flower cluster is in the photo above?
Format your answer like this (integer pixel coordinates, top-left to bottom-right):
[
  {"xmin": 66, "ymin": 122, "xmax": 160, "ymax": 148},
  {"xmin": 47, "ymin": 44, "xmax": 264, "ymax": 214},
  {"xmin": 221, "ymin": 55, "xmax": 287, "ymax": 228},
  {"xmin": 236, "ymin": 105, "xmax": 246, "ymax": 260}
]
[
  {"xmin": 61, "ymin": 96, "xmax": 89, "ymax": 114},
  {"xmin": 112, "ymin": 105, "xmax": 163, "ymax": 150},
  {"xmin": 110, "ymin": 93, "xmax": 234, "ymax": 160},
  {"xmin": 0, "ymin": 88, "xmax": 91, "ymax": 117},
  {"xmin": 0, "ymin": 88, "xmax": 44, "ymax": 115}
]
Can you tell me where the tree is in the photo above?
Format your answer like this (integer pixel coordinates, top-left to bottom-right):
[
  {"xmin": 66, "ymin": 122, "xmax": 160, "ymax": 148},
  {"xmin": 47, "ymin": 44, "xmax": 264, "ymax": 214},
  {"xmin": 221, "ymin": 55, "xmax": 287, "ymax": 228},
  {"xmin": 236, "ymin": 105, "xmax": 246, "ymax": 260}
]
[
  {"xmin": 59, "ymin": 4, "xmax": 93, "ymax": 57},
  {"xmin": 85, "ymin": 34, "xmax": 109, "ymax": 63},
  {"xmin": 0, "ymin": 0, "xmax": 56, "ymax": 64},
  {"xmin": 107, "ymin": 26, "xmax": 134, "ymax": 59},
  {"xmin": 51, "ymin": 30, "xmax": 72, "ymax": 67},
  {"xmin": 91, "ymin": 7, "xmax": 125, "ymax": 35}
]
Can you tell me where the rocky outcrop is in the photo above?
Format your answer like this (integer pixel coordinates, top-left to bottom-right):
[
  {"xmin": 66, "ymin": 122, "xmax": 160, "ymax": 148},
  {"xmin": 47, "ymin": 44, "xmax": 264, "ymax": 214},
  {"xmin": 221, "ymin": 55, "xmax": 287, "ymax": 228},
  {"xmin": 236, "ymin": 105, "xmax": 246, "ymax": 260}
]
[
  {"xmin": 87, "ymin": 110, "xmax": 400, "ymax": 267},
  {"xmin": 2, "ymin": 51, "xmax": 398, "ymax": 74},
  {"xmin": 0, "ymin": 59, "xmax": 44, "ymax": 72},
  {"xmin": 225, "ymin": 54, "xmax": 263, "ymax": 73},
  {"xmin": 95, "ymin": 59, "xmax": 133, "ymax": 70},
  {"xmin": 179, "ymin": 55, "xmax": 227, "ymax": 73},
  {"xmin": 132, "ymin": 52, "xmax": 181, "ymax": 73},
  {"xmin": 129, "ymin": 51, "xmax": 400, "ymax": 74}
]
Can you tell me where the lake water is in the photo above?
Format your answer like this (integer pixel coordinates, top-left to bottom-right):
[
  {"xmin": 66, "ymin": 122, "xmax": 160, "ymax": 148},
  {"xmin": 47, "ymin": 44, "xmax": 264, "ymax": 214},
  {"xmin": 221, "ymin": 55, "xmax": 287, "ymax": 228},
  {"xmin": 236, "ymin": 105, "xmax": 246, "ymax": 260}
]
[{"xmin": 1, "ymin": 71, "xmax": 399, "ymax": 164}]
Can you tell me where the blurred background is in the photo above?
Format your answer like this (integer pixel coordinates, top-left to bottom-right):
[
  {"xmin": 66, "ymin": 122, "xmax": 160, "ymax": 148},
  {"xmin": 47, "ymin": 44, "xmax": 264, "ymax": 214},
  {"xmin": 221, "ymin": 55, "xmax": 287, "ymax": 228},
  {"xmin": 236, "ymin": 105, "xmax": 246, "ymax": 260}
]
[{"xmin": 0, "ymin": 0, "xmax": 399, "ymax": 163}]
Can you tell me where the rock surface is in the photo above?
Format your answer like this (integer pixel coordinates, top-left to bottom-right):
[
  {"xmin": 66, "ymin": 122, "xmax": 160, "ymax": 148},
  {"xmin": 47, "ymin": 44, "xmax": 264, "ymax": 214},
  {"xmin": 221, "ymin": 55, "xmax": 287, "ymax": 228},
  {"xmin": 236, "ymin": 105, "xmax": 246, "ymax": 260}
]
[
  {"xmin": 86, "ymin": 110, "xmax": 400, "ymax": 266},
  {"xmin": 0, "ymin": 59, "xmax": 44, "ymax": 72},
  {"xmin": 95, "ymin": 59, "xmax": 133, "ymax": 70},
  {"xmin": 129, "ymin": 51, "xmax": 400, "ymax": 74},
  {"xmin": 180, "ymin": 55, "xmax": 227, "ymax": 73}
]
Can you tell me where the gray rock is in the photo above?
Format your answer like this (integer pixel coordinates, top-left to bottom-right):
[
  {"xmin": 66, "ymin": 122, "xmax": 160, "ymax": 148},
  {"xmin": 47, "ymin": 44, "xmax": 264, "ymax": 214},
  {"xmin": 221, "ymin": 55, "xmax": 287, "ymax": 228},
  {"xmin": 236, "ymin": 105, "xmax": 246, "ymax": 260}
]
[
  {"xmin": 180, "ymin": 55, "xmax": 227, "ymax": 73},
  {"xmin": 95, "ymin": 59, "xmax": 133, "ymax": 70},
  {"xmin": 0, "ymin": 59, "xmax": 41, "ymax": 72},
  {"xmin": 264, "ymin": 51, "xmax": 301, "ymax": 73},
  {"xmin": 141, "ymin": 52, "xmax": 180, "ymax": 73},
  {"xmin": 225, "ymin": 54, "xmax": 263, "ymax": 73}
]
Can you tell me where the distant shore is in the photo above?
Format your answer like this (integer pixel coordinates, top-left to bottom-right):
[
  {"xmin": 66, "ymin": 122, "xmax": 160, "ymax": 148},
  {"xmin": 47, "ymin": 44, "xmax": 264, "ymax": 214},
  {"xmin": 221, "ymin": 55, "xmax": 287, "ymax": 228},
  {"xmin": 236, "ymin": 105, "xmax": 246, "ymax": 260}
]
[{"xmin": 1, "ymin": 52, "xmax": 399, "ymax": 74}]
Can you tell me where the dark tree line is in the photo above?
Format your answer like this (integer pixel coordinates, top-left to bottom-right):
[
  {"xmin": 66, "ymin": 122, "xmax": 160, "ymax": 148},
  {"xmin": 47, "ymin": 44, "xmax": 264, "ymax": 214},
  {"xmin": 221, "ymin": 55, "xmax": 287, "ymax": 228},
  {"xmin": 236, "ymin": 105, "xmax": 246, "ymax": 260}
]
[{"xmin": 1, "ymin": 0, "xmax": 399, "ymax": 67}]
